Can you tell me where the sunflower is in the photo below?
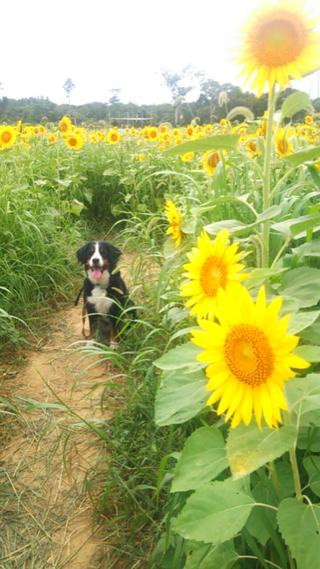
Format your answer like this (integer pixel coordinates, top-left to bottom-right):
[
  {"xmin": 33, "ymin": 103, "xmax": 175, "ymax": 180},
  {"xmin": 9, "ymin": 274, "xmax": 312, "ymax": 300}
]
[
  {"xmin": 0, "ymin": 126, "xmax": 17, "ymax": 150},
  {"xmin": 59, "ymin": 115, "xmax": 72, "ymax": 133},
  {"xmin": 192, "ymin": 286, "xmax": 310, "ymax": 428},
  {"xmin": 107, "ymin": 128, "xmax": 121, "ymax": 145},
  {"xmin": 48, "ymin": 133, "xmax": 57, "ymax": 145},
  {"xmin": 275, "ymin": 128, "xmax": 293, "ymax": 157},
  {"xmin": 202, "ymin": 150, "xmax": 220, "ymax": 175},
  {"xmin": 147, "ymin": 126, "xmax": 158, "ymax": 141},
  {"xmin": 64, "ymin": 132, "xmax": 84, "ymax": 150},
  {"xmin": 164, "ymin": 199, "xmax": 182, "ymax": 247},
  {"xmin": 180, "ymin": 229, "xmax": 247, "ymax": 318},
  {"xmin": 181, "ymin": 151, "xmax": 195, "ymax": 162},
  {"xmin": 238, "ymin": 0, "xmax": 320, "ymax": 96}
]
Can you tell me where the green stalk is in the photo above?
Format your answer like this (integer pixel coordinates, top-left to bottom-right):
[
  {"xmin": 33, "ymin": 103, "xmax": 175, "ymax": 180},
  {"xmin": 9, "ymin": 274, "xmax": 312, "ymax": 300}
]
[
  {"xmin": 289, "ymin": 445, "xmax": 303, "ymax": 502},
  {"xmin": 261, "ymin": 84, "xmax": 277, "ymax": 268}
]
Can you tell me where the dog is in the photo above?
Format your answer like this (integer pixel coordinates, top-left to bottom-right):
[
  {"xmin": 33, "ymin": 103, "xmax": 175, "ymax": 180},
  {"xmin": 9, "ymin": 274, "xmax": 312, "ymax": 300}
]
[{"xmin": 75, "ymin": 241, "xmax": 135, "ymax": 346}]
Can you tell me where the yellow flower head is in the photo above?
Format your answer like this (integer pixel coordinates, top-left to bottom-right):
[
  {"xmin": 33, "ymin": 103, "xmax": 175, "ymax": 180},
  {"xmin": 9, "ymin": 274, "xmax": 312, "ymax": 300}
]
[
  {"xmin": 59, "ymin": 115, "xmax": 72, "ymax": 133},
  {"xmin": 275, "ymin": 128, "xmax": 293, "ymax": 157},
  {"xmin": 65, "ymin": 132, "xmax": 84, "ymax": 150},
  {"xmin": 48, "ymin": 133, "xmax": 57, "ymax": 145},
  {"xmin": 192, "ymin": 285, "xmax": 310, "ymax": 428},
  {"xmin": 238, "ymin": 0, "xmax": 320, "ymax": 96},
  {"xmin": 305, "ymin": 114, "xmax": 313, "ymax": 125},
  {"xmin": 180, "ymin": 229, "xmax": 247, "ymax": 318},
  {"xmin": 185, "ymin": 124, "xmax": 194, "ymax": 138},
  {"xmin": 164, "ymin": 199, "xmax": 182, "ymax": 247},
  {"xmin": 0, "ymin": 126, "xmax": 17, "ymax": 150},
  {"xmin": 181, "ymin": 151, "xmax": 195, "ymax": 162},
  {"xmin": 147, "ymin": 126, "xmax": 158, "ymax": 141},
  {"xmin": 202, "ymin": 150, "xmax": 220, "ymax": 176},
  {"xmin": 107, "ymin": 128, "xmax": 121, "ymax": 145}
]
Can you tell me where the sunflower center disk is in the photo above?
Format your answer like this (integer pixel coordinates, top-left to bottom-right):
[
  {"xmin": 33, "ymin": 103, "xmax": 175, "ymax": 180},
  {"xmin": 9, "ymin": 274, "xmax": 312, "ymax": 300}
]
[
  {"xmin": 200, "ymin": 256, "xmax": 227, "ymax": 297},
  {"xmin": 252, "ymin": 15, "xmax": 306, "ymax": 66},
  {"xmin": 224, "ymin": 324, "xmax": 274, "ymax": 386},
  {"xmin": 2, "ymin": 132, "xmax": 11, "ymax": 143}
]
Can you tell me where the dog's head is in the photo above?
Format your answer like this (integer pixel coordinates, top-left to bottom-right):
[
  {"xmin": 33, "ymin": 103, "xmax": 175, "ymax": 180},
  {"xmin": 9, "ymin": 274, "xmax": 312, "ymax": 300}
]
[{"xmin": 76, "ymin": 241, "xmax": 122, "ymax": 284}]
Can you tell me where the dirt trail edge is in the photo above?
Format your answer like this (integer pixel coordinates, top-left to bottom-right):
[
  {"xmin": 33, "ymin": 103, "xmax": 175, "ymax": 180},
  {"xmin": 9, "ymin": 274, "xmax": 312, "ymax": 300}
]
[{"xmin": 1, "ymin": 303, "xmax": 112, "ymax": 569}]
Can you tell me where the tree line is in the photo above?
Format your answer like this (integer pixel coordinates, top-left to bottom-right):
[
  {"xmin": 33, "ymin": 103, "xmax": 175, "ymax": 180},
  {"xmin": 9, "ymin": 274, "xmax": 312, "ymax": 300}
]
[{"xmin": 0, "ymin": 78, "xmax": 319, "ymax": 126}]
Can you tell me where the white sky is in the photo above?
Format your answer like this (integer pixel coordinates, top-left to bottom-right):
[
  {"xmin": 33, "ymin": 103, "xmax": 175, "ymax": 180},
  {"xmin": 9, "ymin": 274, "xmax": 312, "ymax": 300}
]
[{"xmin": 2, "ymin": 0, "xmax": 320, "ymax": 105}]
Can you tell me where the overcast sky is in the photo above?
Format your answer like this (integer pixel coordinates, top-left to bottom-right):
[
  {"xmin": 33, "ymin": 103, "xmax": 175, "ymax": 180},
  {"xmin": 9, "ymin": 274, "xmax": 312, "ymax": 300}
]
[{"xmin": 3, "ymin": 0, "xmax": 320, "ymax": 105}]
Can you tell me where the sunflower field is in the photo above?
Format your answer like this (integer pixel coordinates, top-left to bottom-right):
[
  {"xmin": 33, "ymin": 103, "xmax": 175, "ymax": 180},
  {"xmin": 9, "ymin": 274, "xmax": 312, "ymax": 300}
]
[{"xmin": 2, "ymin": 1, "xmax": 320, "ymax": 568}]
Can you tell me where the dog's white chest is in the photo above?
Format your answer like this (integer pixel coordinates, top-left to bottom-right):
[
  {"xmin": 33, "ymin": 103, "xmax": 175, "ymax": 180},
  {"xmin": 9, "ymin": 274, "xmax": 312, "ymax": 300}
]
[{"xmin": 87, "ymin": 286, "xmax": 113, "ymax": 315}]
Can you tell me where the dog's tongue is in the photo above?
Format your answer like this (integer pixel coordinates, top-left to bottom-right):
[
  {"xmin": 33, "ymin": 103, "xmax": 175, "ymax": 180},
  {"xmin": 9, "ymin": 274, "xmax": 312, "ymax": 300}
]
[{"xmin": 92, "ymin": 268, "xmax": 102, "ymax": 280}]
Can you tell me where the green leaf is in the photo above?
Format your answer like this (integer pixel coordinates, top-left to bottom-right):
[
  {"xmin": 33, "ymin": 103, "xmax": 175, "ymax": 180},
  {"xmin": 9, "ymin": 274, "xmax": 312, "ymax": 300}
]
[
  {"xmin": 272, "ymin": 215, "xmax": 320, "ymax": 238},
  {"xmin": 280, "ymin": 91, "xmax": 313, "ymax": 121},
  {"xmin": 297, "ymin": 427, "xmax": 320, "ymax": 452},
  {"xmin": 154, "ymin": 342, "xmax": 203, "ymax": 371},
  {"xmin": 256, "ymin": 205, "xmax": 282, "ymax": 223},
  {"xmin": 184, "ymin": 542, "xmax": 238, "ymax": 569},
  {"xmin": 293, "ymin": 240, "xmax": 320, "ymax": 258},
  {"xmin": 165, "ymin": 134, "xmax": 239, "ymax": 156},
  {"xmin": 303, "ymin": 455, "xmax": 320, "ymax": 497},
  {"xmin": 295, "ymin": 344, "xmax": 320, "ymax": 362},
  {"xmin": 246, "ymin": 267, "xmax": 288, "ymax": 289},
  {"xmin": 154, "ymin": 369, "xmax": 207, "ymax": 426},
  {"xmin": 173, "ymin": 479, "xmax": 255, "ymax": 544},
  {"xmin": 286, "ymin": 373, "xmax": 320, "ymax": 427},
  {"xmin": 284, "ymin": 145, "xmax": 320, "ymax": 167},
  {"xmin": 246, "ymin": 479, "xmax": 277, "ymax": 545},
  {"xmin": 301, "ymin": 317, "xmax": 320, "ymax": 344},
  {"xmin": 204, "ymin": 219, "xmax": 246, "ymax": 235},
  {"xmin": 227, "ymin": 106, "xmax": 254, "ymax": 121},
  {"xmin": 278, "ymin": 498, "xmax": 320, "ymax": 569},
  {"xmin": 282, "ymin": 267, "xmax": 320, "ymax": 308},
  {"xmin": 227, "ymin": 424, "xmax": 297, "ymax": 479},
  {"xmin": 172, "ymin": 427, "xmax": 228, "ymax": 492},
  {"xmin": 288, "ymin": 311, "xmax": 320, "ymax": 334},
  {"xmin": 69, "ymin": 199, "xmax": 85, "ymax": 216}
]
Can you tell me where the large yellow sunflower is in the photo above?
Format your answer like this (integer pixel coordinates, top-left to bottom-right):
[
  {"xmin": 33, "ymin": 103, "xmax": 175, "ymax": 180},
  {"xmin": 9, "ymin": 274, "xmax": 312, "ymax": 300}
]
[
  {"xmin": 64, "ymin": 132, "xmax": 84, "ymax": 150},
  {"xmin": 59, "ymin": 115, "xmax": 72, "ymax": 133},
  {"xmin": 192, "ymin": 286, "xmax": 310, "ymax": 428},
  {"xmin": 202, "ymin": 150, "xmax": 220, "ymax": 176},
  {"xmin": 238, "ymin": 0, "xmax": 320, "ymax": 96},
  {"xmin": 107, "ymin": 128, "xmax": 121, "ymax": 145},
  {"xmin": 164, "ymin": 199, "xmax": 183, "ymax": 247},
  {"xmin": 0, "ymin": 126, "xmax": 17, "ymax": 150},
  {"xmin": 180, "ymin": 229, "xmax": 247, "ymax": 318}
]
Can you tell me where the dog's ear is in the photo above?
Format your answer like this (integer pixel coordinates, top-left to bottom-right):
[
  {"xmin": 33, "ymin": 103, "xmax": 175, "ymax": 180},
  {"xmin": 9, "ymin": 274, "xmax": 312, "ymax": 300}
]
[
  {"xmin": 102, "ymin": 242, "xmax": 122, "ymax": 270},
  {"xmin": 76, "ymin": 243, "xmax": 91, "ymax": 264}
]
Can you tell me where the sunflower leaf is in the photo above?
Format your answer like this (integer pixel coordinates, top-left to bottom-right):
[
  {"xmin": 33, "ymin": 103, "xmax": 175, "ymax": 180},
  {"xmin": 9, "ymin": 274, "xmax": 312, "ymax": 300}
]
[
  {"xmin": 184, "ymin": 541, "xmax": 239, "ymax": 569},
  {"xmin": 154, "ymin": 368, "xmax": 207, "ymax": 426},
  {"xmin": 164, "ymin": 134, "xmax": 239, "ymax": 156},
  {"xmin": 226, "ymin": 424, "xmax": 297, "ymax": 479},
  {"xmin": 172, "ymin": 478, "xmax": 254, "ymax": 543},
  {"xmin": 280, "ymin": 91, "xmax": 313, "ymax": 121},
  {"xmin": 284, "ymin": 145, "xmax": 320, "ymax": 167},
  {"xmin": 303, "ymin": 455, "xmax": 320, "ymax": 497},
  {"xmin": 154, "ymin": 342, "xmax": 203, "ymax": 371},
  {"xmin": 281, "ymin": 267, "xmax": 320, "ymax": 308},
  {"xmin": 278, "ymin": 498, "xmax": 320, "ymax": 569},
  {"xmin": 171, "ymin": 426, "xmax": 228, "ymax": 492},
  {"xmin": 286, "ymin": 373, "xmax": 320, "ymax": 427}
]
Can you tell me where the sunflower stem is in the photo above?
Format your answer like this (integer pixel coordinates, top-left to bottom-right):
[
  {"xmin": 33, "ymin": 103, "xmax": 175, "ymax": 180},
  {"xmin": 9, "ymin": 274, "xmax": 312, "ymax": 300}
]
[
  {"xmin": 289, "ymin": 444, "xmax": 303, "ymax": 502},
  {"xmin": 261, "ymin": 84, "xmax": 277, "ymax": 268}
]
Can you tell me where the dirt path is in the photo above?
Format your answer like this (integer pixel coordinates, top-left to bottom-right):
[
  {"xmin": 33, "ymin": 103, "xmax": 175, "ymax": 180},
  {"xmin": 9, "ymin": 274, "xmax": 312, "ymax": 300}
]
[{"xmin": 0, "ymin": 304, "xmax": 113, "ymax": 568}]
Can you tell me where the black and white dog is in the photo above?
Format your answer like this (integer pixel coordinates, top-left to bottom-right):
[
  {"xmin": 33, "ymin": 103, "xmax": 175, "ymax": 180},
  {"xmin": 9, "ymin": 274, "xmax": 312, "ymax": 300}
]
[{"xmin": 75, "ymin": 241, "xmax": 135, "ymax": 346}]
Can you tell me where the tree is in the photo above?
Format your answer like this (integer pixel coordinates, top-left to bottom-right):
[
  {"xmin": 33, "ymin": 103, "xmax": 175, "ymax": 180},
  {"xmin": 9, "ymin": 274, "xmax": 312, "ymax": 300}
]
[{"xmin": 63, "ymin": 78, "xmax": 75, "ymax": 105}]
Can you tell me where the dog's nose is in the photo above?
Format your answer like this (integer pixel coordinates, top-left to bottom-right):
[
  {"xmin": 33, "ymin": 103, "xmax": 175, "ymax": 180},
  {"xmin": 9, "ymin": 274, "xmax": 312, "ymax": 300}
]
[{"xmin": 92, "ymin": 258, "xmax": 101, "ymax": 266}]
